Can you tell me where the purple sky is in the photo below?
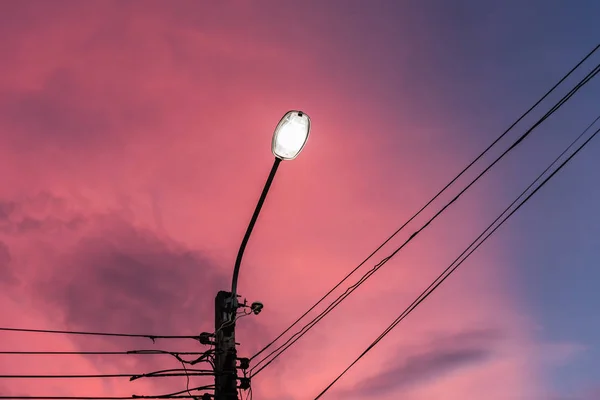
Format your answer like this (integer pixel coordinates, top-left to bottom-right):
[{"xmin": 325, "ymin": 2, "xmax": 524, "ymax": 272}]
[{"xmin": 0, "ymin": 1, "xmax": 599, "ymax": 399}]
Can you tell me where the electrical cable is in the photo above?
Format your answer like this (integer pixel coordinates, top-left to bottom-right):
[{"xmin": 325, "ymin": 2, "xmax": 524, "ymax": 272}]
[
  {"xmin": 0, "ymin": 371, "xmax": 214, "ymax": 379},
  {"xmin": 0, "ymin": 397, "xmax": 197, "ymax": 399},
  {"xmin": 174, "ymin": 349, "xmax": 216, "ymax": 398},
  {"xmin": 216, "ymin": 310, "xmax": 251, "ymax": 334},
  {"xmin": 0, "ymin": 327, "xmax": 200, "ymax": 342},
  {"xmin": 0, "ymin": 351, "xmax": 206, "ymax": 356},
  {"xmin": 249, "ymin": 41, "xmax": 600, "ymax": 363},
  {"xmin": 180, "ymin": 361, "xmax": 193, "ymax": 399},
  {"xmin": 150, "ymin": 384, "xmax": 215, "ymax": 398},
  {"xmin": 313, "ymin": 116, "xmax": 600, "ymax": 399},
  {"xmin": 250, "ymin": 61, "xmax": 600, "ymax": 376},
  {"xmin": 130, "ymin": 368, "xmax": 214, "ymax": 381},
  {"xmin": 0, "ymin": 349, "xmax": 215, "ymax": 371},
  {"xmin": 197, "ymin": 308, "xmax": 248, "ymax": 392},
  {"xmin": 239, "ymin": 369, "xmax": 251, "ymax": 400},
  {"xmin": 178, "ymin": 364, "xmax": 214, "ymax": 400},
  {"xmin": 188, "ymin": 350, "xmax": 215, "ymax": 369}
]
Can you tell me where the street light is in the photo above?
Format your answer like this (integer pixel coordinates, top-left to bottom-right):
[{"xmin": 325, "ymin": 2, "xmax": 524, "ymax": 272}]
[
  {"xmin": 230, "ymin": 110, "xmax": 311, "ymax": 300},
  {"xmin": 213, "ymin": 110, "xmax": 311, "ymax": 400},
  {"xmin": 271, "ymin": 110, "xmax": 311, "ymax": 160}
]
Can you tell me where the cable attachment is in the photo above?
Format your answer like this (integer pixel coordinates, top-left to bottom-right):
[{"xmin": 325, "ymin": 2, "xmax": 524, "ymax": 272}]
[
  {"xmin": 238, "ymin": 357, "xmax": 250, "ymax": 370},
  {"xmin": 239, "ymin": 376, "xmax": 251, "ymax": 390},
  {"xmin": 199, "ymin": 332, "xmax": 215, "ymax": 345}
]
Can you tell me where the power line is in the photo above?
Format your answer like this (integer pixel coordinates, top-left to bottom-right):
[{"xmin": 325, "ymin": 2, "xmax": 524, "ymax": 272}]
[
  {"xmin": 252, "ymin": 61, "xmax": 600, "ymax": 373},
  {"xmin": 0, "ymin": 397, "xmax": 198, "ymax": 399},
  {"xmin": 0, "ymin": 351, "xmax": 206, "ymax": 356},
  {"xmin": 250, "ymin": 61, "xmax": 600, "ymax": 376},
  {"xmin": 153, "ymin": 384, "xmax": 215, "ymax": 398},
  {"xmin": 0, "ymin": 370, "xmax": 214, "ymax": 379},
  {"xmin": 0, "ymin": 384, "xmax": 218, "ymax": 399},
  {"xmin": 129, "ymin": 368, "xmax": 214, "ymax": 381},
  {"xmin": 0, "ymin": 327, "xmax": 201, "ymax": 342},
  {"xmin": 313, "ymin": 116, "xmax": 600, "ymax": 399},
  {"xmin": 249, "ymin": 41, "xmax": 600, "ymax": 362},
  {"xmin": 0, "ymin": 349, "xmax": 216, "ymax": 371}
]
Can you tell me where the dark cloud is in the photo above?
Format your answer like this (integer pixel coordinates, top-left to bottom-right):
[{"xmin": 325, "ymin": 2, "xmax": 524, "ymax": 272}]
[
  {"xmin": 0, "ymin": 193, "xmax": 230, "ymax": 381},
  {"xmin": 0, "ymin": 66, "xmax": 162, "ymax": 153},
  {"xmin": 36, "ymin": 217, "xmax": 228, "ymax": 339},
  {"xmin": 0, "ymin": 200, "xmax": 15, "ymax": 221},
  {"xmin": 346, "ymin": 328, "xmax": 502, "ymax": 397},
  {"xmin": 0, "ymin": 193, "xmax": 274, "ymax": 396},
  {"xmin": 0, "ymin": 69, "xmax": 114, "ymax": 146},
  {"xmin": 0, "ymin": 193, "xmax": 86, "ymax": 235},
  {"xmin": 0, "ymin": 241, "xmax": 15, "ymax": 284}
]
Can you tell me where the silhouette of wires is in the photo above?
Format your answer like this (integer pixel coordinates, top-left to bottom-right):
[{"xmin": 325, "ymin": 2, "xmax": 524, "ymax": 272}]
[
  {"xmin": 249, "ymin": 41, "xmax": 600, "ymax": 365},
  {"xmin": 0, "ymin": 348, "xmax": 216, "ymax": 373},
  {"xmin": 0, "ymin": 350, "xmax": 206, "ymax": 356},
  {"xmin": 250, "ymin": 59, "xmax": 600, "ymax": 377},
  {"xmin": 313, "ymin": 115, "xmax": 600, "ymax": 399},
  {"xmin": 150, "ymin": 385, "xmax": 215, "ymax": 398},
  {"xmin": 0, "ymin": 343, "xmax": 217, "ymax": 399},
  {"xmin": 0, "ymin": 327, "xmax": 201, "ymax": 343},
  {"xmin": 0, "ymin": 370, "xmax": 214, "ymax": 380},
  {"xmin": 0, "ymin": 396, "xmax": 200, "ymax": 399},
  {"xmin": 177, "ymin": 352, "xmax": 216, "ymax": 399}
]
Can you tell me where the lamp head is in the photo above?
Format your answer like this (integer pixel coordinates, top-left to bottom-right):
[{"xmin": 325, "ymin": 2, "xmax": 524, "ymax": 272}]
[{"xmin": 271, "ymin": 110, "xmax": 311, "ymax": 160}]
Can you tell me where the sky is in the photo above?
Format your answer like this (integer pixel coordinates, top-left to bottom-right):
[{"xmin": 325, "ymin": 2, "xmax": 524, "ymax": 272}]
[{"xmin": 0, "ymin": 1, "xmax": 599, "ymax": 399}]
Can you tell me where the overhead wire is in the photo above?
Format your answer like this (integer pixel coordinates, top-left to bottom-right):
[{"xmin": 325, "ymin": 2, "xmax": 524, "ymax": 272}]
[
  {"xmin": 0, "ymin": 327, "xmax": 201, "ymax": 342},
  {"xmin": 249, "ymin": 41, "xmax": 600, "ymax": 363},
  {"xmin": 188, "ymin": 349, "xmax": 215, "ymax": 368},
  {"xmin": 178, "ymin": 361, "xmax": 203, "ymax": 399},
  {"xmin": 215, "ymin": 309, "xmax": 252, "ymax": 335},
  {"xmin": 0, "ymin": 396, "xmax": 198, "ymax": 399},
  {"xmin": 0, "ymin": 350, "xmax": 206, "ymax": 356},
  {"xmin": 129, "ymin": 368, "xmax": 214, "ymax": 381},
  {"xmin": 146, "ymin": 384, "xmax": 215, "ymax": 398},
  {"xmin": 178, "ymin": 308, "xmax": 249, "ymax": 397},
  {"xmin": 168, "ymin": 308, "xmax": 243, "ymax": 397},
  {"xmin": 313, "ymin": 115, "xmax": 600, "ymax": 399},
  {"xmin": 0, "ymin": 371, "xmax": 214, "ymax": 380},
  {"xmin": 250, "ymin": 61, "xmax": 600, "ymax": 376},
  {"xmin": 0, "ymin": 349, "xmax": 216, "ymax": 380}
]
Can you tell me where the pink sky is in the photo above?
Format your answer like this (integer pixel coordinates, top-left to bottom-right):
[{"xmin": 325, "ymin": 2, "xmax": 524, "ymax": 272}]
[{"xmin": 0, "ymin": 1, "xmax": 587, "ymax": 399}]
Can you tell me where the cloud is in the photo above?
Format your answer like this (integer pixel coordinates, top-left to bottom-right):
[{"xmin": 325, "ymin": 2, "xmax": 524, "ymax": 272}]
[
  {"xmin": 43, "ymin": 219, "xmax": 225, "ymax": 336},
  {"xmin": 0, "ymin": 193, "xmax": 235, "ymax": 397},
  {"xmin": 548, "ymin": 386, "xmax": 600, "ymax": 400},
  {"xmin": 0, "ymin": 200, "xmax": 14, "ymax": 220},
  {"xmin": 0, "ymin": 241, "xmax": 14, "ymax": 284},
  {"xmin": 347, "ymin": 328, "xmax": 502, "ymax": 397},
  {"xmin": 0, "ymin": 194, "xmax": 233, "ymax": 392},
  {"xmin": 1, "ymin": 193, "xmax": 226, "ymax": 336},
  {"xmin": 0, "ymin": 193, "xmax": 86, "ymax": 235}
]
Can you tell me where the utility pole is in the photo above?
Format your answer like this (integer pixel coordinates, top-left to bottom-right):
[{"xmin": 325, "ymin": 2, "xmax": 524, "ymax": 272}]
[{"xmin": 214, "ymin": 291, "xmax": 238, "ymax": 400}]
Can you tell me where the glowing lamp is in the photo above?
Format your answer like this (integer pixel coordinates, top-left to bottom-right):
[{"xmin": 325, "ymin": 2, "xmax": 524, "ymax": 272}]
[{"xmin": 271, "ymin": 110, "xmax": 311, "ymax": 160}]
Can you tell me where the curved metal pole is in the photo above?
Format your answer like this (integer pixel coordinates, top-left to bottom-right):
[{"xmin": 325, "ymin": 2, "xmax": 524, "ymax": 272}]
[{"xmin": 230, "ymin": 157, "xmax": 282, "ymax": 300}]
